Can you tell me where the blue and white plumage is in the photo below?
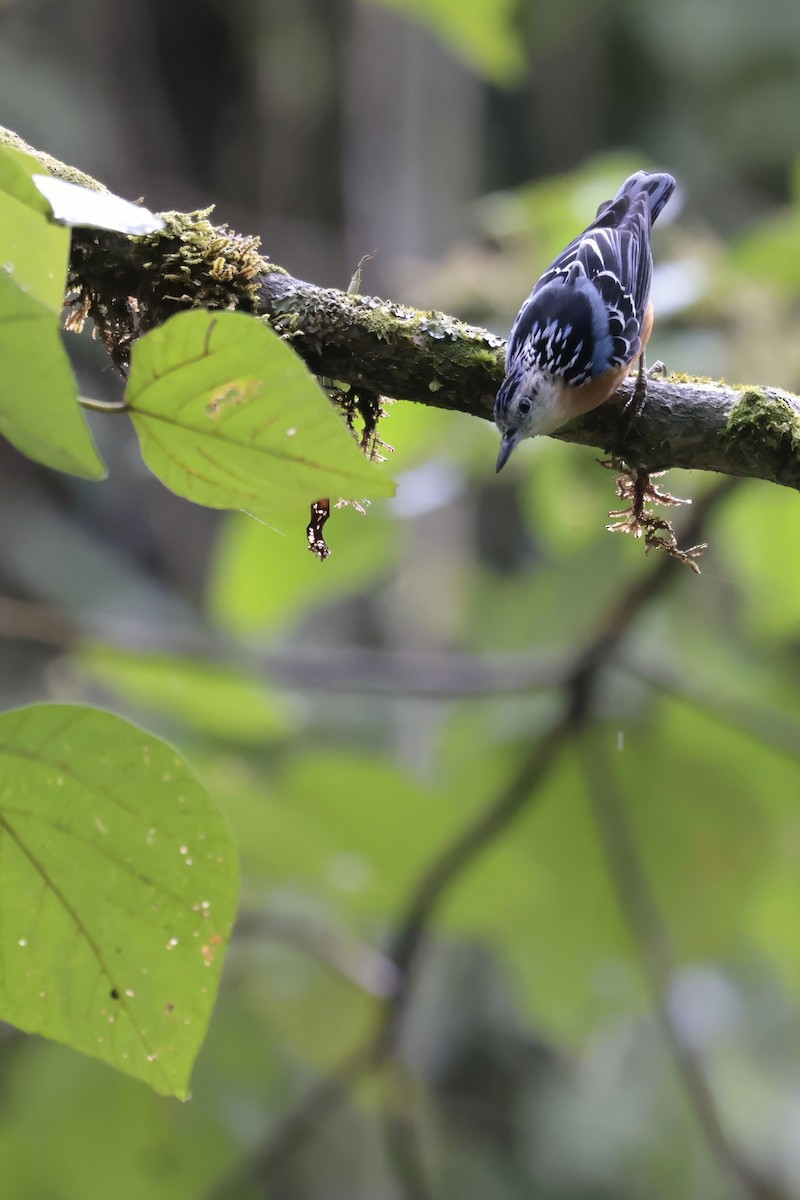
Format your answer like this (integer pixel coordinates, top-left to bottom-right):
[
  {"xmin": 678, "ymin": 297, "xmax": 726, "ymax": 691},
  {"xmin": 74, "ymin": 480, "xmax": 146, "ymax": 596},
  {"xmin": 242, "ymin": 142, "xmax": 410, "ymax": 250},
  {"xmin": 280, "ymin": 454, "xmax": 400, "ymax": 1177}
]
[{"xmin": 494, "ymin": 170, "xmax": 676, "ymax": 472}]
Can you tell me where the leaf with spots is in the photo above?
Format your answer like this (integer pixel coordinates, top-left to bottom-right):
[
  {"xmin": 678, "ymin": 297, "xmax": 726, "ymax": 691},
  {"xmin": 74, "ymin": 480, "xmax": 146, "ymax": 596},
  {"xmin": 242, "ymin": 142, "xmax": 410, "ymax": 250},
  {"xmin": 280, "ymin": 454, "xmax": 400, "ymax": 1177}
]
[
  {"xmin": 0, "ymin": 704, "xmax": 238, "ymax": 1098},
  {"xmin": 125, "ymin": 309, "xmax": 395, "ymax": 518}
]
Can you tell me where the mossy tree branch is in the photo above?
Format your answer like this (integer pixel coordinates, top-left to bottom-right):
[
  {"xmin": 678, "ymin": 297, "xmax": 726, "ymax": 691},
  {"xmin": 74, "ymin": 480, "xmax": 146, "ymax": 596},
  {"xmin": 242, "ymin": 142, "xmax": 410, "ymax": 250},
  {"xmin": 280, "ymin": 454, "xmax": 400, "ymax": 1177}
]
[{"xmin": 3, "ymin": 125, "xmax": 799, "ymax": 491}]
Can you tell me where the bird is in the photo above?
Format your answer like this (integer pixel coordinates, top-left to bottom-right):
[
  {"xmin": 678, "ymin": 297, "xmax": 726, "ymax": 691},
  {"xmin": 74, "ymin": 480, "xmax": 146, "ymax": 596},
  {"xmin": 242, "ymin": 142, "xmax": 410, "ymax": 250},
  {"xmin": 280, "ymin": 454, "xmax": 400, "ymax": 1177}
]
[{"xmin": 494, "ymin": 170, "xmax": 676, "ymax": 473}]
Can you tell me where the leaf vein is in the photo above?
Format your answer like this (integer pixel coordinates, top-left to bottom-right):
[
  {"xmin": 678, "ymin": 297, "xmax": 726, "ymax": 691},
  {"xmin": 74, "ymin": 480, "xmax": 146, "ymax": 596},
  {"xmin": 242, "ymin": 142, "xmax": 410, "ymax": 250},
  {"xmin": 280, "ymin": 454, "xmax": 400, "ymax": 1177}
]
[{"xmin": 0, "ymin": 812, "xmax": 171, "ymax": 1090}]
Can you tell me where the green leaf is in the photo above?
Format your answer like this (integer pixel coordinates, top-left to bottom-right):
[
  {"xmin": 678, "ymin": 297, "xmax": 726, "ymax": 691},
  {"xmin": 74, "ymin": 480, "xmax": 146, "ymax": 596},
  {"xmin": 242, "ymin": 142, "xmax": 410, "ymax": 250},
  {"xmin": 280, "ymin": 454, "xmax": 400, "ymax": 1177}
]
[
  {"xmin": 0, "ymin": 276, "xmax": 107, "ymax": 479},
  {"xmin": 76, "ymin": 645, "xmax": 292, "ymax": 743},
  {"xmin": 0, "ymin": 704, "xmax": 238, "ymax": 1097},
  {"xmin": 0, "ymin": 145, "xmax": 63, "ymax": 308},
  {"xmin": 126, "ymin": 310, "xmax": 395, "ymax": 515},
  {"xmin": 0, "ymin": 146, "xmax": 107, "ymax": 479},
  {"xmin": 362, "ymin": 0, "xmax": 524, "ymax": 82},
  {"xmin": 0, "ymin": 984, "xmax": 293, "ymax": 1199}
]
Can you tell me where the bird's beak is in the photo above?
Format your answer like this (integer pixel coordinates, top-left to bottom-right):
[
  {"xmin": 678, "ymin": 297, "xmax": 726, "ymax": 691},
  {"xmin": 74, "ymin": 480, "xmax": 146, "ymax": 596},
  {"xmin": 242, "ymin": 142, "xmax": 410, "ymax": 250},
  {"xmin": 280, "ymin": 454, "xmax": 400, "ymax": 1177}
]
[{"xmin": 496, "ymin": 432, "xmax": 519, "ymax": 473}]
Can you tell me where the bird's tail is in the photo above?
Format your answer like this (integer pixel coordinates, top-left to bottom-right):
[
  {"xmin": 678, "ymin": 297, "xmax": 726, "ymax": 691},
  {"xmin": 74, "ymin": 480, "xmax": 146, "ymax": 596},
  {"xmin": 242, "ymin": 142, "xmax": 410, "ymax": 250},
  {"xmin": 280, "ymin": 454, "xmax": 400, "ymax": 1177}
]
[{"xmin": 607, "ymin": 170, "xmax": 676, "ymax": 225}]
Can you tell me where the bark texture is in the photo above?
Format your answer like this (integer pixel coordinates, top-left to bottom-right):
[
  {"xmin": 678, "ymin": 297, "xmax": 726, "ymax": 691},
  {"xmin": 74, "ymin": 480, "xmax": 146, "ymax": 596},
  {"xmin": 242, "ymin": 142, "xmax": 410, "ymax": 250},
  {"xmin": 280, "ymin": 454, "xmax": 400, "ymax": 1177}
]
[{"xmin": 3, "ymin": 125, "xmax": 799, "ymax": 490}]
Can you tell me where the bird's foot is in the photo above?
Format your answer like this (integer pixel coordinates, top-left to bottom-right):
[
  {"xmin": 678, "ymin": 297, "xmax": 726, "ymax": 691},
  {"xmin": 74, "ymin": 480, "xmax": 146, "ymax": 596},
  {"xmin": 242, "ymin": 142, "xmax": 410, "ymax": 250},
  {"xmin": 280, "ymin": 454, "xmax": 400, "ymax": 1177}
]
[
  {"xmin": 601, "ymin": 462, "xmax": 706, "ymax": 573},
  {"xmin": 619, "ymin": 355, "xmax": 650, "ymax": 433}
]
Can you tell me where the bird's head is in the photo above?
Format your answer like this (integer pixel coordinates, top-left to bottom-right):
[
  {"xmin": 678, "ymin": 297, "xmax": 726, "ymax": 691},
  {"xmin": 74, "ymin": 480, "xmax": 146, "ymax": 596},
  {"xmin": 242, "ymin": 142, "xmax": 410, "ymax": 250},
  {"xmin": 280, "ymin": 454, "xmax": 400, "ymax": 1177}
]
[{"xmin": 493, "ymin": 366, "xmax": 563, "ymax": 472}]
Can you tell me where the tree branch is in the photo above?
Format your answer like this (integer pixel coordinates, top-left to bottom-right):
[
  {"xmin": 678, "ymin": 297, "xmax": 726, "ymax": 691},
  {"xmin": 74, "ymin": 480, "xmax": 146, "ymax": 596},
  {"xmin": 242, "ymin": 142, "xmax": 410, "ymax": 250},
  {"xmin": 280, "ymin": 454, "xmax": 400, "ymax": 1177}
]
[
  {"xmin": 581, "ymin": 736, "xmax": 785, "ymax": 1200},
  {"xmin": 210, "ymin": 480, "xmax": 742, "ymax": 1198},
  {"xmin": 3, "ymin": 125, "xmax": 799, "ymax": 491},
  {"xmin": 260, "ymin": 271, "xmax": 800, "ymax": 491}
]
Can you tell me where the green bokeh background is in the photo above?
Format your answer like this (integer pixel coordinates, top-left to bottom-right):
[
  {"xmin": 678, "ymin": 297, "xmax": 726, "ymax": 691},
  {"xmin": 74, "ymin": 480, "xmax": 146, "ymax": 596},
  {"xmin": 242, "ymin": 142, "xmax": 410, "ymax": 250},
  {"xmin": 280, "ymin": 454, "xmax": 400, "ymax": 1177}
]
[{"xmin": 1, "ymin": 0, "xmax": 799, "ymax": 1196}]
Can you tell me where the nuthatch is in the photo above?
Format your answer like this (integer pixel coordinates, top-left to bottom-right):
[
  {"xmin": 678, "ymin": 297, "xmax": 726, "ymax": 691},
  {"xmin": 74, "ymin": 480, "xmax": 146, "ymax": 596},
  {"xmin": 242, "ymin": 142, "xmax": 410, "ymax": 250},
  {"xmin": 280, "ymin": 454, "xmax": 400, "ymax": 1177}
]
[{"xmin": 494, "ymin": 170, "xmax": 676, "ymax": 472}]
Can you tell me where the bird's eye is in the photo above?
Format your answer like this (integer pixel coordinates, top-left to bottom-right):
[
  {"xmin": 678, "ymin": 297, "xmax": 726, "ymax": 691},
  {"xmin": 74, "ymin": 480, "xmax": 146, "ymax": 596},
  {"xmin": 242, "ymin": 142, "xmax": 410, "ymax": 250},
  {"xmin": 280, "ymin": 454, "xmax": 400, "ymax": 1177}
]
[{"xmin": 517, "ymin": 398, "xmax": 531, "ymax": 415}]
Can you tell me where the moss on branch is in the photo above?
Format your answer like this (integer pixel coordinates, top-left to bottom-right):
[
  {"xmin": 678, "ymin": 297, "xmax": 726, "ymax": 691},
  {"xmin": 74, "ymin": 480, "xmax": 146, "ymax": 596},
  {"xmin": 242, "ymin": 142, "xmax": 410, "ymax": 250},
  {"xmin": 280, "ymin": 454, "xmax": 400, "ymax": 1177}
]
[
  {"xmin": 260, "ymin": 272, "xmax": 504, "ymax": 419},
  {"xmin": 3, "ymin": 124, "xmax": 800, "ymax": 490},
  {"xmin": 67, "ymin": 211, "xmax": 268, "ymax": 367},
  {"xmin": 724, "ymin": 387, "xmax": 800, "ymax": 482}
]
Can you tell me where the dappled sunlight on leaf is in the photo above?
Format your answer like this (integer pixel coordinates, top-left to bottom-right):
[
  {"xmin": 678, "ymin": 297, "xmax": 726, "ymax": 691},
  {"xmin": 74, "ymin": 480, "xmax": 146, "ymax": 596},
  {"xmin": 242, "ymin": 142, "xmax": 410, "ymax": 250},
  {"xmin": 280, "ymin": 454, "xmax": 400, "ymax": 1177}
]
[
  {"xmin": 0, "ymin": 705, "xmax": 238, "ymax": 1097},
  {"xmin": 0, "ymin": 146, "xmax": 106, "ymax": 479},
  {"xmin": 126, "ymin": 310, "xmax": 395, "ymax": 517}
]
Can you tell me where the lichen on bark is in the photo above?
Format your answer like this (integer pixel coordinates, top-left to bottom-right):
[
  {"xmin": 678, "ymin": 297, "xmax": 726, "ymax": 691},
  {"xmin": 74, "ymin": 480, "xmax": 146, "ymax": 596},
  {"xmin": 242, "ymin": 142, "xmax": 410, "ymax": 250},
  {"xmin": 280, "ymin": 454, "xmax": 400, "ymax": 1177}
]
[
  {"xmin": 67, "ymin": 211, "xmax": 269, "ymax": 369},
  {"xmin": 3, "ymin": 123, "xmax": 800, "ymax": 491},
  {"xmin": 724, "ymin": 388, "xmax": 800, "ymax": 478}
]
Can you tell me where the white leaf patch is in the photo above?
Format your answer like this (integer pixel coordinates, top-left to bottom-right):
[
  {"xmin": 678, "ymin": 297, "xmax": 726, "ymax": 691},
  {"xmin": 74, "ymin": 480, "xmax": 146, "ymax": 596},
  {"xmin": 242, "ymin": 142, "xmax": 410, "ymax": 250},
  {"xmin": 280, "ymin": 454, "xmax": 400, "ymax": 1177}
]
[{"xmin": 32, "ymin": 175, "xmax": 164, "ymax": 236}]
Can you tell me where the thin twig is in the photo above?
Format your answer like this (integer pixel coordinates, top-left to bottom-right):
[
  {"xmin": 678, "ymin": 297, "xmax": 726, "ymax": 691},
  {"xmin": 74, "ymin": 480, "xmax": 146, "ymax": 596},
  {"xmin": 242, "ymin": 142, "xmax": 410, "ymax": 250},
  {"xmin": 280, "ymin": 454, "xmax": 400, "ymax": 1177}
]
[
  {"xmin": 0, "ymin": 591, "xmax": 569, "ymax": 697},
  {"xmin": 209, "ymin": 720, "xmax": 570, "ymax": 1199},
  {"xmin": 380, "ymin": 1063, "xmax": 436, "ymax": 1200},
  {"xmin": 12, "ymin": 582, "xmax": 797, "ymax": 761},
  {"xmin": 258, "ymin": 647, "xmax": 567, "ymax": 698},
  {"xmin": 626, "ymin": 655, "xmax": 800, "ymax": 764},
  {"xmin": 382, "ymin": 729, "xmax": 568, "ymax": 1017},
  {"xmin": 235, "ymin": 908, "xmax": 400, "ymax": 999},
  {"xmin": 580, "ymin": 734, "xmax": 786, "ymax": 1200},
  {"xmin": 0, "ymin": 491, "xmax": 752, "ymax": 1196},
  {"xmin": 213, "ymin": 479, "xmax": 741, "ymax": 1197},
  {"xmin": 0, "ymin": 596, "xmax": 81, "ymax": 647},
  {"xmin": 209, "ymin": 1040, "xmax": 381, "ymax": 1200}
]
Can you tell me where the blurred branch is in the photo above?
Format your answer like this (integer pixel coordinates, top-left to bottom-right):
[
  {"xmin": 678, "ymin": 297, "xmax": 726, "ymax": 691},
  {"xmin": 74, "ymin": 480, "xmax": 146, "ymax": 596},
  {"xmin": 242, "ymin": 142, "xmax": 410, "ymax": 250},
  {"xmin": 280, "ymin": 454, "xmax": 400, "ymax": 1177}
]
[
  {"xmin": 0, "ymin": 590, "xmax": 569, "ymax": 698},
  {"xmin": 380, "ymin": 1063, "xmax": 436, "ymax": 1200},
  {"xmin": 211, "ymin": 480, "xmax": 738, "ymax": 1197},
  {"xmin": 210, "ymin": 724, "xmax": 569, "ymax": 1199},
  {"xmin": 581, "ymin": 736, "xmax": 786, "ymax": 1200},
  {"xmin": 0, "ymin": 592, "xmax": 529, "ymax": 686},
  {"xmin": 3, "ymin": 125, "xmax": 800, "ymax": 491},
  {"xmin": 0, "ymin": 595, "xmax": 80, "ymax": 648},
  {"xmin": 258, "ymin": 646, "xmax": 567, "ymax": 697},
  {"xmin": 210, "ymin": 1039, "xmax": 380, "ymax": 1200},
  {"xmin": 627, "ymin": 655, "xmax": 800, "ymax": 763},
  {"xmin": 381, "ymin": 486, "xmax": 734, "ymax": 998},
  {"xmin": 235, "ymin": 907, "xmax": 400, "ymax": 999},
  {"xmin": 16, "ymin": 587, "xmax": 797, "ymax": 760}
]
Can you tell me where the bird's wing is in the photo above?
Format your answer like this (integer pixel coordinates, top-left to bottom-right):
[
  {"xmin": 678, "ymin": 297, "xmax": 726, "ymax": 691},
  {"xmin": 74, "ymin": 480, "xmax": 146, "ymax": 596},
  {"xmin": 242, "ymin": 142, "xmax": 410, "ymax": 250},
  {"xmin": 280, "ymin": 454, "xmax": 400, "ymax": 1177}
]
[{"xmin": 505, "ymin": 191, "xmax": 653, "ymax": 382}]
